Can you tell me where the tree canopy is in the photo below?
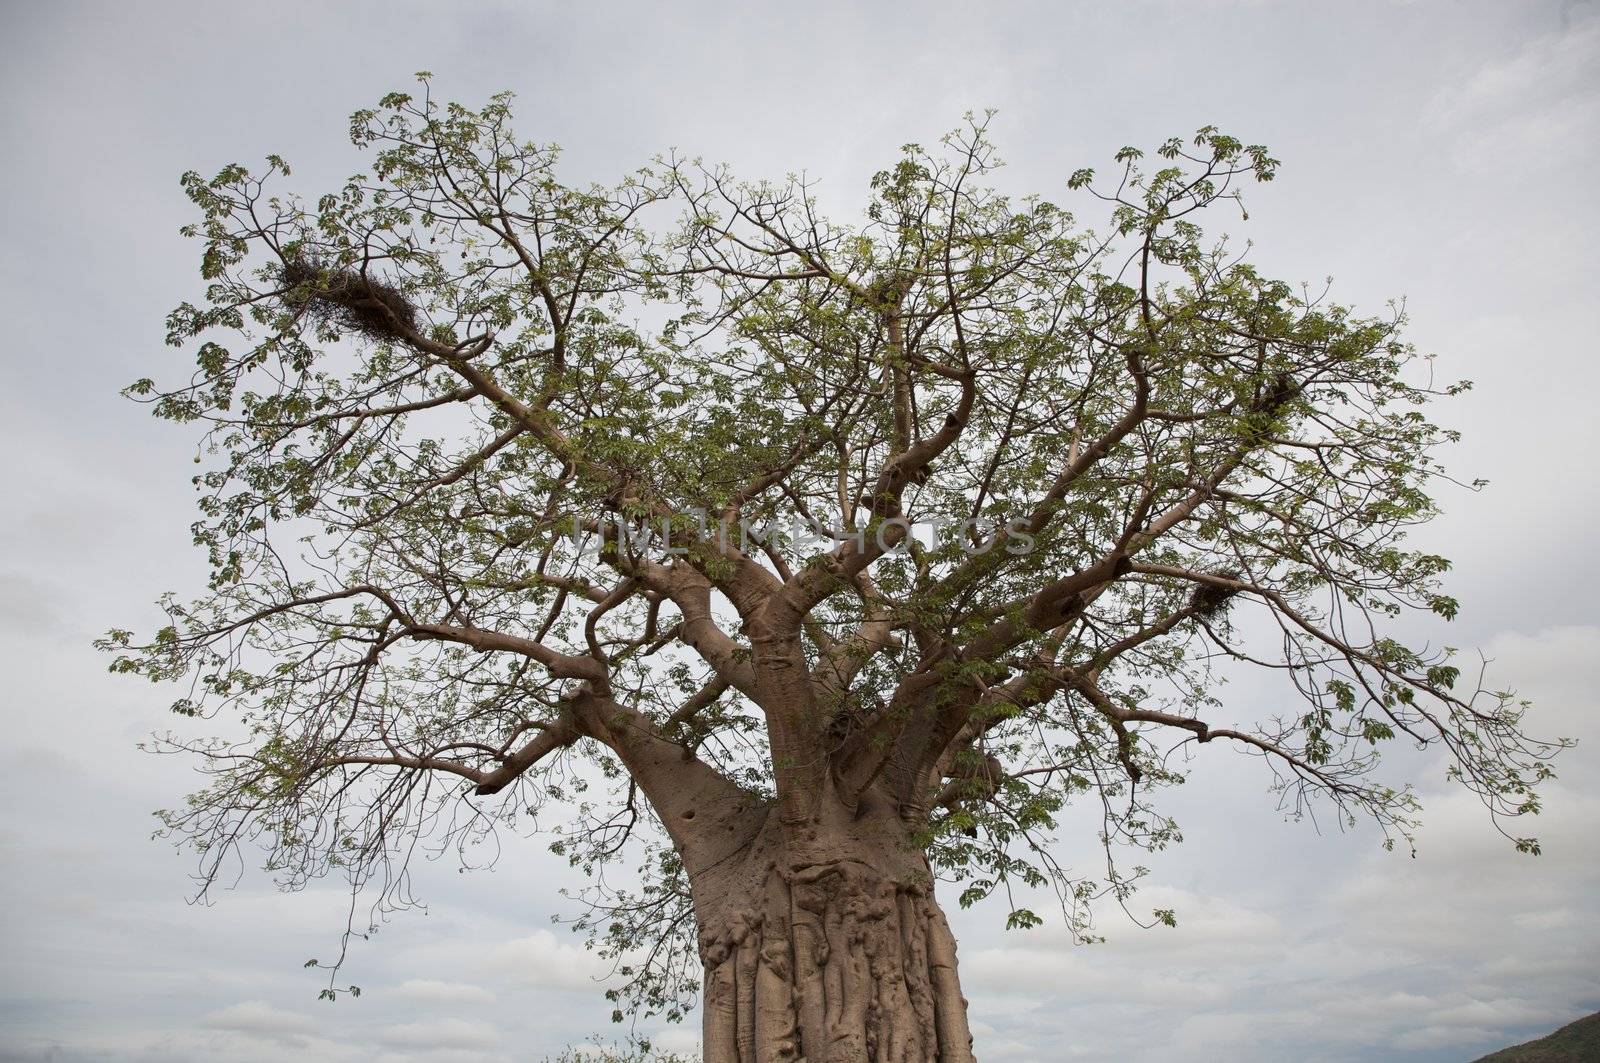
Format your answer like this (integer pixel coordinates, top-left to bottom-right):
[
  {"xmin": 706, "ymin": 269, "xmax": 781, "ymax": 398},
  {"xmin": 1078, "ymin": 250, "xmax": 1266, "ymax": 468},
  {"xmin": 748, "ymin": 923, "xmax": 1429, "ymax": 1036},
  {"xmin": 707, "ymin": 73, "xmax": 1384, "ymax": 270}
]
[{"xmin": 105, "ymin": 80, "xmax": 1566, "ymax": 1034}]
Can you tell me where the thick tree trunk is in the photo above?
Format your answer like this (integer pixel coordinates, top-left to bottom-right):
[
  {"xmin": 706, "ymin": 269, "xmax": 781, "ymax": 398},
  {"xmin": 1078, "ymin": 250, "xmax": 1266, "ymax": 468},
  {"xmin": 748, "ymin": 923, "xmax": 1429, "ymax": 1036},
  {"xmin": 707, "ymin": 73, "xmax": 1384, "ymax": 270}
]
[{"xmin": 687, "ymin": 790, "xmax": 977, "ymax": 1063}]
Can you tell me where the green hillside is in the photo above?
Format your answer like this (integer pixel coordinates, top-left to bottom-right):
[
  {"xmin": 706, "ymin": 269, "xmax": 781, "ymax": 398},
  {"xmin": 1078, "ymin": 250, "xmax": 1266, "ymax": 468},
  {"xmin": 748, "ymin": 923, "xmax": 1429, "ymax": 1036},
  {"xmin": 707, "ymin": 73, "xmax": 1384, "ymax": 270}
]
[{"xmin": 1473, "ymin": 1011, "xmax": 1600, "ymax": 1062}]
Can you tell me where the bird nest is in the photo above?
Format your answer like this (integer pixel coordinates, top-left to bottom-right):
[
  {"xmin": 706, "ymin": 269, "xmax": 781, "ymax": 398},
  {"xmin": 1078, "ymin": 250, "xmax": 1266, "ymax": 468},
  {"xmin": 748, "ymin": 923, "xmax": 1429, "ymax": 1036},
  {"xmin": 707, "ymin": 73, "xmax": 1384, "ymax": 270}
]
[
  {"xmin": 1190, "ymin": 572, "xmax": 1242, "ymax": 618},
  {"xmin": 280, "ymin": 259, "xmax": 419, "ymax": 342}
]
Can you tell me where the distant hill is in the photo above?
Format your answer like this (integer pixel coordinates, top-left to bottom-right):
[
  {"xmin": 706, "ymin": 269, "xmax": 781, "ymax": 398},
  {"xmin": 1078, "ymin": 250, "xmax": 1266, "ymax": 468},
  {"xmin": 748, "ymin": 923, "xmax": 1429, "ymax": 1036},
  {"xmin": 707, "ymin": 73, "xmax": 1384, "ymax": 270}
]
[{"xmin": 1472, "ymin": 1011, "xmax": 1600, "ymax": 1061}]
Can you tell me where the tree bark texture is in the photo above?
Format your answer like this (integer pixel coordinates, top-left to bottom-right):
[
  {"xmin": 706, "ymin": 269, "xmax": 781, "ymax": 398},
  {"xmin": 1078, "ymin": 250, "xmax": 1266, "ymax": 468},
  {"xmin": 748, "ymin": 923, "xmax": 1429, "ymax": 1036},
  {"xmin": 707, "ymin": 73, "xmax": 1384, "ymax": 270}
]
[{"xmin": 688, "ymin": 791, "xmax": 977, "ymax": 1063}]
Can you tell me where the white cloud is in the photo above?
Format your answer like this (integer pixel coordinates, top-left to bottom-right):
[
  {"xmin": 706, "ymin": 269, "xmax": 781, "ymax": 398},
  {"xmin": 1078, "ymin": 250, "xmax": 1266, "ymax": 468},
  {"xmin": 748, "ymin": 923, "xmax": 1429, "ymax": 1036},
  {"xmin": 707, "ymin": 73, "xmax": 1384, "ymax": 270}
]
[
  {"xmin": 1424, "ymin": 4, "xmax": 1600, "ymax": 165},
  {"xmin": 644, "ymin": 1025, "xmax": 702, "ymax": 1055},
  {"xmin": 487, "ymin": 929, "xmax": 616, "ymax": 992},
  {"xmin": 391, "ymin": 979, "xmax": 497, "ymax": 1005},
  {"xmin": 377, "ymin": 1017, "xmax": 501, "ymax": 1052},
  {"xmin": 200, "ymin": 1001, "xmax": 319, "ymax": 1046},
  {"xmin": 1393, "ymin": 1024, "xmax": 1501, "ymax": 1052}
]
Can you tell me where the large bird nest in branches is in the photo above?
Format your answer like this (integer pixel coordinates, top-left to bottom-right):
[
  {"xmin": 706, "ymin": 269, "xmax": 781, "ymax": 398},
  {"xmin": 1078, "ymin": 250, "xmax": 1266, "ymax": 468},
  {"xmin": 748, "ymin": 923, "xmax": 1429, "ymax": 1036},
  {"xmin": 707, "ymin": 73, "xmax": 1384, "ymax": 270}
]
[
  {"xmin": 279, "ymin": 259, "xmax": 420, "ymax": 343},
  {"xmin": 1190, "ymin": 571, "xmax": 1242, "ymax": 618}
]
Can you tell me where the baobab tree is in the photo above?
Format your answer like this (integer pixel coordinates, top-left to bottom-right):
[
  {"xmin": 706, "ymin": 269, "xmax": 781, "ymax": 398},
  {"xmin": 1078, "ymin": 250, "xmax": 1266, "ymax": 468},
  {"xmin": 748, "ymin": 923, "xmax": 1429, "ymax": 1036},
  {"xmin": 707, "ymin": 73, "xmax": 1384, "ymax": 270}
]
[{"xmin": 104, "ymin": 81, "xmax": 1564, "ymax": 1063}]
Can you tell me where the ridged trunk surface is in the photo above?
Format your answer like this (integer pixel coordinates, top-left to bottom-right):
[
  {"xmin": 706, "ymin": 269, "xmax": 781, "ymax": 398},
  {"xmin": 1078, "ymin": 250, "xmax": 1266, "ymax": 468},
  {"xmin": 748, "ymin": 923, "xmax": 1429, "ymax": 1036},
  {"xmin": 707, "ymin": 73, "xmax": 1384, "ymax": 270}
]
[{"xmin": 690, "ymin": 796, "xmax": 977, "ymax": 1063}]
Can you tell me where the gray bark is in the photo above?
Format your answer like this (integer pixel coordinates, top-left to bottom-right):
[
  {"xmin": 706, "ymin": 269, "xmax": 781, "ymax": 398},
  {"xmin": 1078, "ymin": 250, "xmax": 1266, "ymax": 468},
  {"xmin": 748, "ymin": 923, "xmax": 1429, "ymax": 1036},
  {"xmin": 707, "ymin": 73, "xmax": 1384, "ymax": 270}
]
[{"xmin": 687, "ymin": 786, "xmax": 977, "ymax": 1063}]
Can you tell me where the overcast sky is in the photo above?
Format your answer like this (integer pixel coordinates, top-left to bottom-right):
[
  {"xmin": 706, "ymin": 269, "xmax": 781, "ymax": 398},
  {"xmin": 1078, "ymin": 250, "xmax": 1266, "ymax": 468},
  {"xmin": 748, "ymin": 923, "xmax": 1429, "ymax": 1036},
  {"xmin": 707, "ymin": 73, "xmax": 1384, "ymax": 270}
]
[{"xmin": 1, "ymin": 1, "xmax": 1597, "ymax": 1061}]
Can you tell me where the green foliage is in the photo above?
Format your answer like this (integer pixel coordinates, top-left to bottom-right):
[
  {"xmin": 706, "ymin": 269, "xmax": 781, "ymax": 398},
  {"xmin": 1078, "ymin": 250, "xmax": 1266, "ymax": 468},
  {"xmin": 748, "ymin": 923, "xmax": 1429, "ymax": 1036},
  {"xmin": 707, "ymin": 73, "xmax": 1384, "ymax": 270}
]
[{"xmin": 105, "ymin": 77, "xmax": 1569, "ymax": 1024}]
